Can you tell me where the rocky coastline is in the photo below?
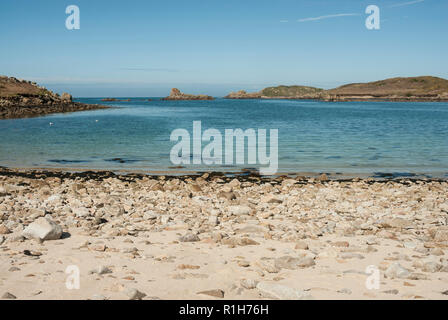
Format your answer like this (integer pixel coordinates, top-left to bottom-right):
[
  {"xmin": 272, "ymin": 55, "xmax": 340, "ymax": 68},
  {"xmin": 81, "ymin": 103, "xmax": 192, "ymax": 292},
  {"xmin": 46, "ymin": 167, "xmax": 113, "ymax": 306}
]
[
  {"xmin": 225, "ymin": 77, "xmax": 448, "ymax": 102},
  {"xmin": 0, "ymin": 167, "xmax": 447, "ymax": 300},
  {"xmin": 0, "ymin": 76, "xmax": 109, "ymax": 119},
  {"xmin": 162, "ymin": 88, "xmax": 214, "ymax": 101}
]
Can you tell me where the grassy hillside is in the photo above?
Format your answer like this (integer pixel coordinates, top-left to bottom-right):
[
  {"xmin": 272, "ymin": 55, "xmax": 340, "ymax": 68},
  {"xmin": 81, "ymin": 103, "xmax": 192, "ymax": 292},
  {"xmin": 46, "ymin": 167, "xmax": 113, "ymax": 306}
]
[
  {"xmin": 0, "ymin": 76, "xmax": 54, "ymax": 97},
  {"xmin": 261, "ymin": 85, "xmax": 324, "ymax": 97},
  {"xmin": 327, "ymin": 76, "xmax": 448, "ymax": 97}
]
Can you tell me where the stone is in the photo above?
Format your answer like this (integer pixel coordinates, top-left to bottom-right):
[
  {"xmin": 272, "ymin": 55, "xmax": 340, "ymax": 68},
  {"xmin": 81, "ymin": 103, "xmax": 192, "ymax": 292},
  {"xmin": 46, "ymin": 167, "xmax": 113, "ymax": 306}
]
[
  {"xmin": 2, "ymin": 292, "xmax": 17, "ymax": 299},
  {"xmin": 235, "ymin": 225, "xmax": 267, "ymax": 235},
  {"xmin": 197, "ymin": 289, "xmax": 224, "ymax": 298},
  {"xmin": 295, "ymin": 241, "xmax": 309, "ymax": 250},
  {"xmin": 339, "ymin": 252, "xmax": 365, "ymax": 260},
  {"xmin": 431, "ymin": 227, "xmax": 448, "ymax": 242},
  {"xmin": 125, "ymin": 288, "xmax": 147, "ymax": 300},
  {"xmin": 332, "ymin": 241, "xmax": 349, "ymax": 248},
  {"xmin": 228, "ymin": 205, "xmax": 252, "ymax": 216},
  {"xmin": 240, "ymin": 279, "xmax": 258, "ymax": 290},
  {"xmin": 61, "ymin": 92, "xmax": 72, "ymax": 102},
  {"xmin": 89, "ymin": 265, "xmax": 112, "ymax": 275},
  {"xmin": 218, "ymin": 191, "xmax": 237, "ymax": 201},
  {"xmin": 179, "ymin": 233, "xmax": 200, "ymax": 242},
  {"xmin": 382, "ymin": 218, "xmax": 413, "ymax": 229},
  {"xmin": 22, "ymin": 216, "xmax": 63, "ymax": 241},
  {"xmin": 177, "ymin": 264, "xmax": 200, "ymax": 270},
  {"xmin": 208, "ymin": 215, "xmax": 219, "ymax": 226},
  {"xmin": 257, "ymin": 259, "xmax": 280, "ymax": 273},
  {"xmin": 238, "ymin": 260, "xmax": 250, "ymax": 267},
  {"xmin": 430, "ymin": 248, "xmax": 444, "ymax": 256},
  {"xmin": 274, "ymin": 256, "xmax": 315, "ymax": 269},
  {"xmin": 337, "ymin": 288, "xmax": 352, "ymax": 295},
  {"xmin": 383, "ymin": 289, "xmax": 399, "ymax": 295},
  {"xmin": 262, "ymin": 194, "xmax": 283, "ymax": 204},
  {"xmin": 317, "ymin": 173, "xmax": 328, "ymax": 182},
  {"xmin": 0, "ymin": 224, "xmax": 11, "ymax": 234},
  {"xmin": 222, "ymin": 237, "xmax": 259, "ymax": 246},
  {"xmin": 422, "ymin": 261, "xmax": 442, "ymax": 273},
  {"xmin": 256, "ymin": 282, "xmax": 312, "ymax": 300},
  {"xmin": 385, "ymin": 263, "xmax": 411, "ymax": 279}
]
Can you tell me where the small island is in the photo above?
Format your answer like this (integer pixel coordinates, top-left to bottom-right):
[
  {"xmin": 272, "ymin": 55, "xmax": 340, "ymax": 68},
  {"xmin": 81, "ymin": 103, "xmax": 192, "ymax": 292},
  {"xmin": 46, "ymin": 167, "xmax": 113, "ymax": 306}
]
[
  {"xmin": 225, "ymin": 76, "xmax": 448, "ymax": 102},
  {"xmin": 323, "ymin": 76, "xmax": 448, "ymax": 102},
  {"xmin": 225, "ymin": 85, "xmax": 324, "ymax": 99},
  {"xmin": 0, "ymin": 76, "xmax": 109, "ymax": 119},
  {"xmin": 162, "ymin": 88, "xmax": 214, "ymax": 101}
]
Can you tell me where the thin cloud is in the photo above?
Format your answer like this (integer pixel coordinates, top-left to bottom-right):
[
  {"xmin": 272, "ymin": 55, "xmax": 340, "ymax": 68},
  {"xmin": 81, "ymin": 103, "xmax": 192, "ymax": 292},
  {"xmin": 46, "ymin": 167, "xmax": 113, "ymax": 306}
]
[
  {"xmin": 389, "ymin": 0, "xmax": 425, "ymax": 8},
  {"xmin": 298, "ymin": 13, "xmax": 360, "ymax": 22},
  {"xmin": 119, "ymin": 67, "xmax": 179, "ymax": 72}
]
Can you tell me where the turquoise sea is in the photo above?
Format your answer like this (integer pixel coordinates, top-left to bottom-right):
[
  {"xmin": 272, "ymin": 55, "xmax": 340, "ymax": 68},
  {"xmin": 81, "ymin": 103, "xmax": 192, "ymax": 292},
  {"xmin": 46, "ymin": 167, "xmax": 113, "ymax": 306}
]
[{"xmin": 0, "ymin": 98, "xmax": 447, "ymax": 177}]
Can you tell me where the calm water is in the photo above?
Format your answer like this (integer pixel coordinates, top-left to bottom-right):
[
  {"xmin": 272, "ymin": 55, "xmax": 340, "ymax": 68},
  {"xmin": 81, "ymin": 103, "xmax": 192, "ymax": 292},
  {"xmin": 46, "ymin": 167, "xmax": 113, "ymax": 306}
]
[{"xmin": 0, "ymin": 98, "xmax": 447, "ymax": 177}]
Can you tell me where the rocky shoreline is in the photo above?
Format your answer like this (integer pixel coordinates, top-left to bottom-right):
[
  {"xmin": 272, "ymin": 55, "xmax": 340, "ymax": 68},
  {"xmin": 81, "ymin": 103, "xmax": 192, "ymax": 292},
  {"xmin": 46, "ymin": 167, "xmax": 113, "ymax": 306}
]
[
  {"xmin": 0, "ymin": 167, "xmax": 447, "ymax": 300},
  {"xmin": 0, "ymin": 95, "xmax": 110, "ymax": 119},
  {"xmin": 0, "ymin": 76, "xmax": 109, "ymax": 119},
  {"xmin": 224, "ymin": 77, "xmax": 448, "ymax": 102}
]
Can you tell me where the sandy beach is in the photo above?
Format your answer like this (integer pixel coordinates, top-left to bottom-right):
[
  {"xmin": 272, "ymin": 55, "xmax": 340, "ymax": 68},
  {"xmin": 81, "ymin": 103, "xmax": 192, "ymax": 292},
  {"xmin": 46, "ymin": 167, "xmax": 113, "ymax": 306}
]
[{"xmin": 0, "ymin": 168, "xmax": 447, "ymax": 300}]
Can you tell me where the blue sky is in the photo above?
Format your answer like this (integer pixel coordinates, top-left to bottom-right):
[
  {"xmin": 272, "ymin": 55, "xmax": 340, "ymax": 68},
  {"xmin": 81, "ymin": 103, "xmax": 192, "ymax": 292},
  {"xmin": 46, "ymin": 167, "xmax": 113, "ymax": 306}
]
[{"xmin": 1, "ymin": 0, "xmax": 447, "ymax": 97}]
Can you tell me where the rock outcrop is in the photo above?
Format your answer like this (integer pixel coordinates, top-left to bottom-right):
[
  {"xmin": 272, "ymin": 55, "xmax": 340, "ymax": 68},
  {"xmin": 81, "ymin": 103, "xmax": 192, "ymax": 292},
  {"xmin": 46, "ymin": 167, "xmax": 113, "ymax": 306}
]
[
  {"xmin": 162, "ymin": 88, "xmax": 214, "ymax": 101},
  {"xmin": 0, "ymin": 76, "xmax": 109, "ymax": 119},
  {"xmin": 224, "ymin": 90, "xmax": 262, "ymax": 99}
]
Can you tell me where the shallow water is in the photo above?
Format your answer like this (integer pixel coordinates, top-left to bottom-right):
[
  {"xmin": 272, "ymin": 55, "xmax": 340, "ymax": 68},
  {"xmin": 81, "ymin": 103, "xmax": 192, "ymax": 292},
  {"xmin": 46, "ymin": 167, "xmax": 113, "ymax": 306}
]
[{"xmin": 0, "ymin": 98, "xmax": 447, "ymax": 177}]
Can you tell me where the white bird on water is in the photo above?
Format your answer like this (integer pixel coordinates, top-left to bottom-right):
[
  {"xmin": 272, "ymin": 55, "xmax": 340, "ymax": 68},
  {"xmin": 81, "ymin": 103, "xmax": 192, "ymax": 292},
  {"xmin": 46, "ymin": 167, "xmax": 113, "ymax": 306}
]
[{"xmin": 49, "ymin": 122, "xmax": 54, "ymax": 126}]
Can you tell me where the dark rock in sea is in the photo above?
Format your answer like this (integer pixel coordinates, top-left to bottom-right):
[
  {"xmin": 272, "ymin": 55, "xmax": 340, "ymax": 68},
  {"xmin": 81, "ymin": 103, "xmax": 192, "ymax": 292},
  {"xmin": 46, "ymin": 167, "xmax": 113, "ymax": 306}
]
[
  {"xmin": 48, "ymin": 160, "xmax": 91, "ymax": 164},
  {"xmin": 105, "ymin": 158, "xmax": 141, "ymax": 164}
]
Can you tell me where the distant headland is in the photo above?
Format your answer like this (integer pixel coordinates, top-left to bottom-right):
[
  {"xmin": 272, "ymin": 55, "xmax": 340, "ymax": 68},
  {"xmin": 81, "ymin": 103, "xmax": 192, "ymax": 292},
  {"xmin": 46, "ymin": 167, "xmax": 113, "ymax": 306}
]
[
  {"xmin": 0, "ymin": 76, "xmax": 109, "ymax": 119},
  {"xmin": 225, "ymin": 76, "xmax": 448, "ymax": 102}
]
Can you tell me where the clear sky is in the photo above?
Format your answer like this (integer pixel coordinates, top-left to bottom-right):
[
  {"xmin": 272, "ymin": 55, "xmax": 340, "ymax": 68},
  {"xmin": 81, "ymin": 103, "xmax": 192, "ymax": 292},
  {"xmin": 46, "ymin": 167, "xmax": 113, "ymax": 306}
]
[{"xmin": 1, "ymin": 0, "xmax": 447, "ymax": 97}]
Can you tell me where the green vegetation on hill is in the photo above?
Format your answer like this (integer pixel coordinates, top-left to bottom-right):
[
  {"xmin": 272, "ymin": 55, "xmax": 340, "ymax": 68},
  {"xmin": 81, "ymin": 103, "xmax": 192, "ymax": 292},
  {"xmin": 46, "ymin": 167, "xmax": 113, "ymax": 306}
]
[
  {"xmin": 261, "ymin": 85, "xmax": 324, "ymax": 97},
  {"xmin": 0, "ymin": 76, "xmax": 56, "ymax": 98},
  {"xmin": 327, "ymin": 76, "xmax": 448, "ymax": 97}
]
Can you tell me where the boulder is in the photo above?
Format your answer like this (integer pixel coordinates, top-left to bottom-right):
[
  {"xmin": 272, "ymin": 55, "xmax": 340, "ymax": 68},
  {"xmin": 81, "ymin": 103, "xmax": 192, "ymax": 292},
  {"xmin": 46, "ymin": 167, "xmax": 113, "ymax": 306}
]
[
  {"xmin": 22, "ymin": 216, "xmax": 63, "ymax": 241},
  {"xmin": 61, "ymin": 92, "xmax": 72, "ymax": 102}
]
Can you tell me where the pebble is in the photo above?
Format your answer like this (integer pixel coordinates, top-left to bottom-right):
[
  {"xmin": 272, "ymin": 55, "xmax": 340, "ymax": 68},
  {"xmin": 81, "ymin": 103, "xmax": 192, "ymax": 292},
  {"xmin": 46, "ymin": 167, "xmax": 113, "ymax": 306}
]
[
  {"xmin": 179, "ymin": 233, "xmax": 200, "ymax": 242},
  {"xmin": 240, "ymin": 279, "xmax": 259, "ymax": 290},
  {"xmin": 0, "ymin": 224, "xmax": 11, "ymax": 234},
  {"xmin": 2, "ymin": 292, "xmax": 17, "ymax": 299},
  {"xmin": 385, "ymin": 263, "xmax": 411, "ymax": 279},
  {"xmin": 89, "ymin": 265, "xmax": 112, "ymax": 275},
  {"xmin": 125, "ymin": 288, "xmax": 147, "ymax": 300},
  {"xmin": 256, "ymin": 282, "xmax": 312, "ymax": 300},
  {"xmin": 197, "ymin": 289, "xmax": 225, "ymax": 298},
  {"xmin": 337, "ymin": 288, "xmax": 352, "ymax": 295},
  {"xmin": 295, "ymin": 241, "xmax": 309, "ymax": 250}
]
